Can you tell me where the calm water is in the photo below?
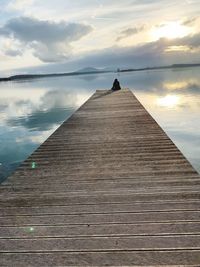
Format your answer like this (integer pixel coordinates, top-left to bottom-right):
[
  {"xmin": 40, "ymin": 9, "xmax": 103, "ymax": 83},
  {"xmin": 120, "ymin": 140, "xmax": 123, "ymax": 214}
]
[{"xmin": 0, "ymin": 68, "xmax": 200, "ymax": 182}]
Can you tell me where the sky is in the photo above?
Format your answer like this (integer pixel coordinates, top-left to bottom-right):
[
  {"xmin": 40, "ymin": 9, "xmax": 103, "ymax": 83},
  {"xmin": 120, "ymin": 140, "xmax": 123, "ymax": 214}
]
[{"xmin": 0, "ymin": 0, "xmax": 200, "ymax": 75}]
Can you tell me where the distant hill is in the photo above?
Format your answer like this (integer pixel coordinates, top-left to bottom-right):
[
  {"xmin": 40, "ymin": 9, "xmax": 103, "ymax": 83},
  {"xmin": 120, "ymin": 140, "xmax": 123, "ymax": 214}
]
[{"xmin": 0, "ymin": 68, "xmax": 111, "ymax": 82}]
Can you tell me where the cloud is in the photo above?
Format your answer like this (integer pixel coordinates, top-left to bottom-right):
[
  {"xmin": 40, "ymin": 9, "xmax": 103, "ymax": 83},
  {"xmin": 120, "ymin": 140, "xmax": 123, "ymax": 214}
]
[
  {"xmin": 182, "ymin": 33, "xmax": 200, "ymax": 48},
  {"xmin": 104, "ymin": 33, "xmax": 200, "ymax": 67},
  {"xmin": 7, "ymin": 0, "xmax": 34, "ymax": 11},
  {"xmin": 5, "ymin": 49, "xmax": 22, "ymax": 57},
  {"xmin": 165, "ymin": 32, "xmax": 200, "ymax": 52},
  {"xmin": 75, "ymin": 38, "xmax": 170, "ymax": 68},
  {"xmin": 0, "ymin": 104, "xmax": 7, "ymax": 112},
  {"xmin": 183, "ymin": 17, "xmax": 197, "ymax": 26},
  {"xmin": 132, "ymin": 0, "xmax": 168, "ymax": 5},
  {"xmin": 0, "ymin": 16, "xmax": 93, "ymax": 62},
  {"xmin": 116, "ymin": 25, "xmax": 146, "ymax": 41},
  {"xmin": 22, "ymin": 31, "xmax": 200, "ymax": 75}
]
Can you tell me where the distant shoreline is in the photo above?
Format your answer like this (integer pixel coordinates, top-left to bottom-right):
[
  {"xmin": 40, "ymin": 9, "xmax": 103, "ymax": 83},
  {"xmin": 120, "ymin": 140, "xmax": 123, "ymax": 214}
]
[
  {"xmin": 1, "ymin": 63, "xmax": 200, "ymax": 82},
  {"xmin": 0, "ymin": 70, "xmax": 112, "ymax": 82},
  {"xmin": 119, "ymin": 63, "xmax": 200, "ymax": 73}
]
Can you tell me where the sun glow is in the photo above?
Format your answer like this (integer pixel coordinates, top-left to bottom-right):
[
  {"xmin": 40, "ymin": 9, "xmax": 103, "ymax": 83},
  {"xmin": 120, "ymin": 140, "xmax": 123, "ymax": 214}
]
[
  {"xmin": 165, "ymin": 45, "xmax": 190, "ymax": 52},
  {"xmin": 151, "ymin": 22, "xmax": 190, "ymax": 40},
  {"xmin": 157, "ymin": 95, "xmax": 180, "ymax": 108}
]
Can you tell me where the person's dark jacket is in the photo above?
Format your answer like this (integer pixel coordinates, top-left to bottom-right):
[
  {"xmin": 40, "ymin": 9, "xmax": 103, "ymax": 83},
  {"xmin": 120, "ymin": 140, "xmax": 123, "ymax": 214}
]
[{"xmin": 111, "ymin": 79, "xmax": 121, "ymax": 91}]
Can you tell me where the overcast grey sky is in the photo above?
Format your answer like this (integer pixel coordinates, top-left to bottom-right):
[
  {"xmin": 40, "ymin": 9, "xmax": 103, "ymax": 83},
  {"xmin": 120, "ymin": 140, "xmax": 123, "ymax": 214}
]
[{"xmin": 0, "ymin": 0, "xmax": 200, "ymax": 75}]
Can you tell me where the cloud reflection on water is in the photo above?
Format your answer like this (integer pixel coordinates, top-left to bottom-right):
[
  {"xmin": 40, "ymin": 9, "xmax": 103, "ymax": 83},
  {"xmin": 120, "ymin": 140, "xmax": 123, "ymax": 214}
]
[
  {"xmin": 0, "ymin": 68, "xmax": 200, "ymax": 182},
  {"xmin": 131, "ymin": 68, "xmax": 200, "ymax": 173},
  {"xmin": 0, "ymin": 81, "xmax": 92, "ymax": 182}
]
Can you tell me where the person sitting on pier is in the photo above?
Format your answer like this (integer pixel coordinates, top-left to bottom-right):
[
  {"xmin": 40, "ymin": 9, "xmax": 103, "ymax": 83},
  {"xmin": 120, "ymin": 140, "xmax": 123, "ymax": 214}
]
[{"xmin": 111, "ymin": 79, "xmax": 121, "ymax": 91}]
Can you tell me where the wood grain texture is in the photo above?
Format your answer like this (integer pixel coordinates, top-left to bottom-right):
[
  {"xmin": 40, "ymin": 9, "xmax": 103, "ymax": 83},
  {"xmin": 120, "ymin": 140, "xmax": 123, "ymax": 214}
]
[{"xmin": 0, "ymin": 89, "xmax": 200, "ymax": 266}]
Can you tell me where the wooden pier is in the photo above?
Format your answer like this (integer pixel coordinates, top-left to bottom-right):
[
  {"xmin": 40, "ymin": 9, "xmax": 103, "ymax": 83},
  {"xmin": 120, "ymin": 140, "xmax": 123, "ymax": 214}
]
[{"xmin": 0, "ymin": 89, "xmax": 200, "ymax": 266}]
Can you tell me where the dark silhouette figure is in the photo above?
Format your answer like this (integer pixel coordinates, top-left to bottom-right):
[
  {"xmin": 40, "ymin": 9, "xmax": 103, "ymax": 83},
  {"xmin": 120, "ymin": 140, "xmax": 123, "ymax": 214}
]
[{"xmin": 111, "ymin": 79, "xmax": 121, "ymax": 91}]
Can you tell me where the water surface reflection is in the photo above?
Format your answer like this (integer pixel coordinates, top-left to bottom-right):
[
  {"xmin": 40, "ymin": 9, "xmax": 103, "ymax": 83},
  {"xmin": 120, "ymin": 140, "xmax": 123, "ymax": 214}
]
[{"xmin": 0, "ymin": 68, "xmax": 200, "ymax": 182}]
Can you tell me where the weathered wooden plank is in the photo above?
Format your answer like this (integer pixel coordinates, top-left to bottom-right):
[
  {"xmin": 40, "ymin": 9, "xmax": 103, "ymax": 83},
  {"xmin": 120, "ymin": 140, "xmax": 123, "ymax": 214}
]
[
  {"xmin": 0, "ymin": 201, "xmax": 200, "ymax": 216},
  {"xmin": 2, "ymin": 177, "xmax": 200, "ymax": 191},
  {"xmin": 0, "ymin": 222, "xmax": 200, "ymax": 238},
  {"xmin": 1, "ymin": 235, "xmax": 200, "ymax": 252},
  {"xmin": 0, "ymin": 210, "xmax": 200, "ymax": 227},
  {"xmin": 0, "ymin": 191, "xmax": 200, "ymax": 207},
  {"xmin": 5, "ymin": 174, "xmax": 199, "ymax": 186},
  {"xmin": 0, "ymin": 251, "xmax": 200, "ymax": 266},
  {"xmin": 1, "ymin": 185, "xmax": 200, "ymax": 197},
  {"xmin": 1, "ymin": 181, "xmax": 200, "ymax": 197}
]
